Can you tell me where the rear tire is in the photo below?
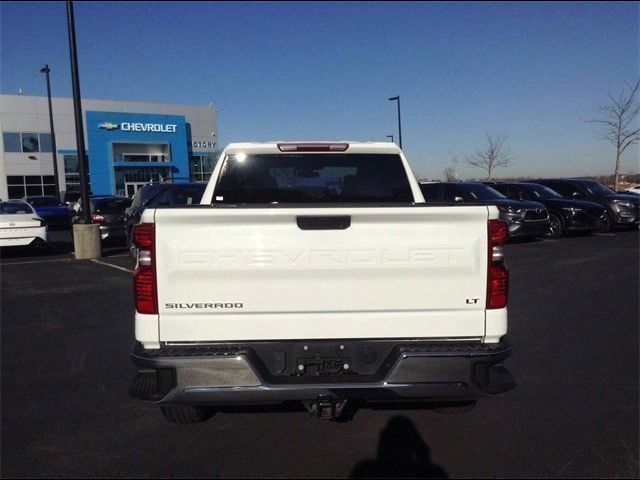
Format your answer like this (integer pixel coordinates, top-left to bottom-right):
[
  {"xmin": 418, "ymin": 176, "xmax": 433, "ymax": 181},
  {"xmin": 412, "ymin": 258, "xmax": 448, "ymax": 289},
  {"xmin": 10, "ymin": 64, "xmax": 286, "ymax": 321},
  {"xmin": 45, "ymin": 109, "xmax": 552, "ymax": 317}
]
[
  {"xmin": 596, "ymin": 212, "xmax": 613, "ymax": 233},
  {"xmin": 160, "ymin": 405, "xmax": 216, "ymax": 424},
  {"xmin": 546, "ymin": 213, "xmax": 564, "ymax": 238},
  {"xmin": 29, "ymin": 238, "xmax": 49, "ymax": 255}
]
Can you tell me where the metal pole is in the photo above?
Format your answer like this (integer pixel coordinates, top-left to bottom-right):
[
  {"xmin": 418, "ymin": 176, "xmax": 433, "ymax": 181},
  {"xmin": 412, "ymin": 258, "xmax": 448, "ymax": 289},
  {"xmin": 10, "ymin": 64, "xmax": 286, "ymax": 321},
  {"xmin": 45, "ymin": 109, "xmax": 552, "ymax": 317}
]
[
  {"xmin": 396, "ymin": 96, "xmax": 402, "ymax": 150},
  {"xmin": 388, "ymin": 96, "xmax": 403, "ymax": 149},
  {"xmin": 66, "ymin": 1, "xmax": 91, "ymax": 224},
  {"xmin": 40, "ymin": 65, "xmax": 61, "ymax": 201}
]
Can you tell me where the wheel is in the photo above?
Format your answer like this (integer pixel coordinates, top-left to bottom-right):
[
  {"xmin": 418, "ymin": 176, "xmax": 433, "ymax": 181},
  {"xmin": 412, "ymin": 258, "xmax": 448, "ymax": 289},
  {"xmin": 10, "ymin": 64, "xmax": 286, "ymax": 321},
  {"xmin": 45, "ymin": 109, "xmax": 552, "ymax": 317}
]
[
  {"xmin": 28, "ymin": 238, "xmax": 49, "ymax": 255},
  {"xmin": 160, "ymin": 405, "xmax": 216, "ymax": 424},
  {"xmin": 546, "ymin": 213, "xmax": 564, "ymax": 238},
  {"xmin": 596, "ymin": 212, "xmax": 613, "ymax": 233}
]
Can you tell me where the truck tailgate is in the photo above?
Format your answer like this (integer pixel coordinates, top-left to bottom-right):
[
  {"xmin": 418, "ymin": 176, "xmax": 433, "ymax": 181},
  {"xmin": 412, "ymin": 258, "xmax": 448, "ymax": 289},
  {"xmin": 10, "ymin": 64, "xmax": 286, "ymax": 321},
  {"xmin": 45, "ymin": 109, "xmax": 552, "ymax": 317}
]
[{"xmin": 154, "ymin": 206, "xmax": 490, "ymax": 342}]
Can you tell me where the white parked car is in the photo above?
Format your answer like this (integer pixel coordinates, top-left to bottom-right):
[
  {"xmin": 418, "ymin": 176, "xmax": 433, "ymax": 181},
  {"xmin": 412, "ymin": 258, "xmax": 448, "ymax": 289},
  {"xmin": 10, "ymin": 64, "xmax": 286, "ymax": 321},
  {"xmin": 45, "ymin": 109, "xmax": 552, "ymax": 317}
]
[{"xmin": 0, "ymin": 201, "xmax": 48, "ymax": 249}]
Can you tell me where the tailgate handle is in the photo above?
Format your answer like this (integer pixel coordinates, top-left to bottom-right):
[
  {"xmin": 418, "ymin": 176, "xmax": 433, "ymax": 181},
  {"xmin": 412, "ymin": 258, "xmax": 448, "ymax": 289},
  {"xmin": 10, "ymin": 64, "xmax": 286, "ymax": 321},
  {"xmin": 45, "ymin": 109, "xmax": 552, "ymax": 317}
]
[{"xmin": 296, "ymin": 216, "xmax": 351, "ymax": 230}]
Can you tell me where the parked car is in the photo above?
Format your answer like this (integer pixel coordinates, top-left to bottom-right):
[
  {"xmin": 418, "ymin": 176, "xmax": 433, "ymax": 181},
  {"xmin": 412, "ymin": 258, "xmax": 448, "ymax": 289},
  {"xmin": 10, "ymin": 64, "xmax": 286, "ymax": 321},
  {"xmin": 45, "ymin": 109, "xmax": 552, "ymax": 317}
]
[
  {"xmin": 531, "ymin": 179, "xmax": 640, "ymax": 232},
  {"xmin": 490, "ymin": 183, "xmax": 607, "ymax": 237},
  {"xmin": 420, "ymin": 182, "xmax": 550, "ymax": 238},
  {"xmin": 125, "ymin": 182, "xmax": 207, "ymax": 258},
  {"xmin": 23, "ymin": 195, "xmax": 73, "ymax": 229},
  {"xmin": 0, "ymin": 200, "xmax": 48, "ymax": 250},
  {"xmin": 73, "ymin": 196, "xmax": 132, "ymax": 244},
  {"xmin": 623, "ymin": 185, "xmax": 640, "ymax": 195}
]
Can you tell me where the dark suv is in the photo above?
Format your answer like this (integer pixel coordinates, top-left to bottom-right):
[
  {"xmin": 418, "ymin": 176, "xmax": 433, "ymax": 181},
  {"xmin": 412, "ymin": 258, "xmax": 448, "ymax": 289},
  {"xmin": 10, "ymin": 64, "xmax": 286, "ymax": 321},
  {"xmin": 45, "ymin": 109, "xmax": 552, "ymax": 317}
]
[
  {"xmin": 531, "ymin": 179, "xmax": 640, "ymax": 232},
  {"xmin": 73, "ymin": 196, "xmax": 132, "ymax": 244},
  {"xmin": 420, "ymin": 182, "xmax": 550, "ymax": 238},
  {"xmin": 124, "ymin": 182, "xmax": 207, "ymax": 258},
  {"xmin": 490, "ymin": 183, "xmax": 607, "ymax": 237}
]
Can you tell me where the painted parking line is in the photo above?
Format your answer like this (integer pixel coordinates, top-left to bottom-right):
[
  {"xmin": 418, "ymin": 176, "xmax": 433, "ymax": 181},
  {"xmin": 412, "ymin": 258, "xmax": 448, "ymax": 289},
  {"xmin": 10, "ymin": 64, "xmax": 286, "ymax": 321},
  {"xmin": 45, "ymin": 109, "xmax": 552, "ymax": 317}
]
[
  {"xmin": 90, "ymin": 259, "xmax": 134, "ymax": 274},
  {"xmin": 2, "ymin": 253, "xmax": 131, "ymax": 267},
  {"xmin": 1, "ymin": 258, "xmax": 73, "ymax": 266}
]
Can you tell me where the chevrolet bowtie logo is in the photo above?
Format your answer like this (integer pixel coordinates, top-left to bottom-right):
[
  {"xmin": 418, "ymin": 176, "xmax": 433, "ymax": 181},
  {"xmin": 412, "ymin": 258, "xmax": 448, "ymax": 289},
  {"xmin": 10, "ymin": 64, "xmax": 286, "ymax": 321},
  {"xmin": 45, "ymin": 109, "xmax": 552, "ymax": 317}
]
[{"xmin": 98, "ymin": 122, "xmax": 119, "ymax": 130}]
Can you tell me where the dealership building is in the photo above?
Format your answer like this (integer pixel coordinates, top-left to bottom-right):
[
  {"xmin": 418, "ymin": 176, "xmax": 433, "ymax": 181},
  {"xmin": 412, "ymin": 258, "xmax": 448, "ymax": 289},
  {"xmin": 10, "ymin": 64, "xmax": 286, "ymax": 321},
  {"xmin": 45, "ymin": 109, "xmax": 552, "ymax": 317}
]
[{"xmin": 0, "ymin": 95, "xmax": 218, "ymax": 200}]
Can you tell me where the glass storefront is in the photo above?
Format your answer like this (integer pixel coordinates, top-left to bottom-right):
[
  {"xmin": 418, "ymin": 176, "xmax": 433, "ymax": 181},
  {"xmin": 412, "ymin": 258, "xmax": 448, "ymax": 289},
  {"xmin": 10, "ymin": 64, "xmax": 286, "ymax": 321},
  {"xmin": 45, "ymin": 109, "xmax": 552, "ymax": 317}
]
[
  {"xmin": 114, "ymin": 166, "xmax": 173, "ymax": 196},
  {"xmin": 189, "ymin": 154, "xmax": 217, "ymax": 182},
  {"xmin": 63, "ymin": 154, "xmax": 90, "ymax": 201}
]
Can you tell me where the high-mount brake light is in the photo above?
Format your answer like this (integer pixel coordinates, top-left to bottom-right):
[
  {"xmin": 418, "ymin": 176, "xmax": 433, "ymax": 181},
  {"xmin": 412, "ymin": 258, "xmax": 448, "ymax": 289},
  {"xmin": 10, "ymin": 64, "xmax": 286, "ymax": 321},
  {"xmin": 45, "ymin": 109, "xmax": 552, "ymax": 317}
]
[
  {"xmin": 487, "ymin": 219, "xmax": 509, "ymax": 309},
  {"xmin": 133, "ymin": 223, "xmax": 157, "ymax": 314},
  {"xmin": 277, "ymin": 143, "xmax": 349, "ymax": 152}
]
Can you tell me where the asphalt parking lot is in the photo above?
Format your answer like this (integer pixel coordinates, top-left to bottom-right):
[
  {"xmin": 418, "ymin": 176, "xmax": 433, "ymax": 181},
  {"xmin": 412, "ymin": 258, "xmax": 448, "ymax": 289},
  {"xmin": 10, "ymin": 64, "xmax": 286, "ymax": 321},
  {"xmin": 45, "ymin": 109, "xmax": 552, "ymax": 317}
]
[{"xmin": 1, "ymin": 229, "xmax": 638, "ymax": 478}]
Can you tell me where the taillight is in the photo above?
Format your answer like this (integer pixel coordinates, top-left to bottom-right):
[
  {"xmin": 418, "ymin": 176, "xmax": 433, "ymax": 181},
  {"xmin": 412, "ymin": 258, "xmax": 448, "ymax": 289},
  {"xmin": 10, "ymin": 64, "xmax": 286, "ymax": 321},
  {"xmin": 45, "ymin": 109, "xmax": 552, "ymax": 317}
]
[
  {"xmin": 92, "ymin": 213, "xmax": 104, "ymax": 223},
  {"xmin": 277, "ymin": 143, "xmax": 349, "ymax": 152},
  {"xmin": 133, "ymin": 223, "xmax": 157, "ymax": 314},
  {"xmin": 487, "ymin": 219, "xmax": 509, "ymax": 309}
]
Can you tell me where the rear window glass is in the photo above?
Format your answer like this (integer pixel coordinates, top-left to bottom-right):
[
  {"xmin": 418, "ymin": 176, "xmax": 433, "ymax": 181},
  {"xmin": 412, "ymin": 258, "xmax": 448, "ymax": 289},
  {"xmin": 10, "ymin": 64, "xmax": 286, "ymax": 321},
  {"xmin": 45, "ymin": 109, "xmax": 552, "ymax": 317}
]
[
  {"xmin": 459, "ymin": 184, "xmax": 506, "ymax": 201},
  {"xmin": 581, "ymin": 181, "xmax": 614, "ymax": 195},
  {"xmin": 92, "ymin": 199, "xmax": 131, "ymax": 213},
  {"xmin": 149, "ymin": 184, "xmax": 206, "ymax": 206},
  {"xmin": 28, "ymin": 197, "xmax": 61, "ymax": 207},
  {"xmin": 0, "ymin": 202, "xmax": 34, "ymax": 214},
  {"xmin": 214, "ymin": 153, "xmax": 413, "ymax": 204}
]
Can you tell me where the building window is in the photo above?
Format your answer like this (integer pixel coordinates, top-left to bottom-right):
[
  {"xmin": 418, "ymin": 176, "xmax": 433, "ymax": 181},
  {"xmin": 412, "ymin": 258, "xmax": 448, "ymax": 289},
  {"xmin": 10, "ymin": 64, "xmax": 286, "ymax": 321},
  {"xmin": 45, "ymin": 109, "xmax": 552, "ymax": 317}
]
[
  {"xmin": 119, "ymin": 153, "xmax": 169, "ymax": 163},
  {"xmin": 113, "ymin": 166, "xmax": 172, "ymax": 196},
  {"xmin": 189, "ymin": 154, "xmax": 217, "ymax": 182},
  {"xmin": 63, "ymin": 154, "xmax": 90, "ymax": 200},
  {"xmin": 40, "ymin": 133, "xmax": 52, "ymax": 153},
  {"xmin": 2, "ymin": 132, "xmax": 55, "ymax": 153},
  {"xmin": 3, "ymin": 132, "xmax": 21, "ymax": 152},
  {"xmin": 21, "ymin": 133, "xmax": 39, "ymax": 153},
  {"xmin": 6, "ymin": 175, "xmax": 56, "ymax": 199}
]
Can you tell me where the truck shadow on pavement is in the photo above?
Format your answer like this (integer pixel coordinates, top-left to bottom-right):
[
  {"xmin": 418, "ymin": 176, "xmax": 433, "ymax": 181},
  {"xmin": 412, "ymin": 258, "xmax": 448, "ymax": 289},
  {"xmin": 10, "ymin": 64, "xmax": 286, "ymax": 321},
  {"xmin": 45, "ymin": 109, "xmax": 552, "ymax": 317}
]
[{"xmin": 350, "ymin": 416, "xmax": 448, "ymax": 478}]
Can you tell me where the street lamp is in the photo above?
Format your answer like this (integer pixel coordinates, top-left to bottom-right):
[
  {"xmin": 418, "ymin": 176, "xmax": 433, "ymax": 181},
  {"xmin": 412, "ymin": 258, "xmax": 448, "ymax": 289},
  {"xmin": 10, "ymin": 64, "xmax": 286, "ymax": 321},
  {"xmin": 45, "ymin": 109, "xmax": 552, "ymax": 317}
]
[
  {"xmin": 67, "ymin": 0, "xmax": 100, "ymax": 259},
  {"xmin": 66, "ymin": 1, "xmax": 90, "ymax": 225},
  {"xmin": 40, "ymin": 65, "xmax": 61, "ymax": 200},
  {"xmin": 386, "ymin": 134, "xmax": 394, "ymax": 143},
  {"xmin": 388, "ymin": 95, "xmax": 402, "ymax": 149}
]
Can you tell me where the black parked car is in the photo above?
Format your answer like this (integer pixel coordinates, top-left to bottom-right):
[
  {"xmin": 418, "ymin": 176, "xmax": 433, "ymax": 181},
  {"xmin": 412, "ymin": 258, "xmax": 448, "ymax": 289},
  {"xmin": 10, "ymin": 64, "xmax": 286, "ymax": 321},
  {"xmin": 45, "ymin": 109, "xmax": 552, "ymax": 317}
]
[
  {"xmin": 531, "ymin": 179, "xmax": 640, "ymax": 232},
  {"xmin": 73, "ymin": 196, "xmax": 132, "ymax": 244},
  {"xmin": 490, "ymin": 183, "xmax": 607, "ymax": 237},
  {"xmin": 420, "ymin": 182, "xmax": 550, "ymax": 238},
  {"xmin": 124, "ymin": 182, "xmax": 207, "ymax": 258}
]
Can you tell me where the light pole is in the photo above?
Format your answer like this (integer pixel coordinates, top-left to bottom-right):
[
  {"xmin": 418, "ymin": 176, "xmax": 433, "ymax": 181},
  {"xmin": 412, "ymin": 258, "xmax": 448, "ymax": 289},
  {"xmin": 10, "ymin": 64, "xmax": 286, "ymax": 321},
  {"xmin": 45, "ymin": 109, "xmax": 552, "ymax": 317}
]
[
  {"xmin": 388, "ymin": 95, "xmax": 402, "ymax": 149},
  {"xmin": 66, "ymin": 0, "xmax": 90, "ymax": 224},
  {"xmin": 386, "ymin": 134, "xmax": 394, "ymax": 143},
  {"xmin": 67, "ymin": 0, "xmax": 100, "ymax": 258},
  {"xmin": 40, "ymin": 65, "xmax": 61, "ymax": 200}
]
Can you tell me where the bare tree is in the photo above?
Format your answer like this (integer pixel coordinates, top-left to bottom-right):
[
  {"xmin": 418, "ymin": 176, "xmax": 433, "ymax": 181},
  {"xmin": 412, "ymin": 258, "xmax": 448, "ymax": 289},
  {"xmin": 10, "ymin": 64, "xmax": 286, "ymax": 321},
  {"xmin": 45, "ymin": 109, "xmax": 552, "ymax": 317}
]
[
  {"xmin": 443, "ymin": 166, "xmax": 457, "ymax": 181},
  {"xmin": 588, "ymin": 79, "xmax": 640, "ymax": 191},
  {"xmin": 465, "ymin": 133, "xmax": 513, "ymax": 180}
]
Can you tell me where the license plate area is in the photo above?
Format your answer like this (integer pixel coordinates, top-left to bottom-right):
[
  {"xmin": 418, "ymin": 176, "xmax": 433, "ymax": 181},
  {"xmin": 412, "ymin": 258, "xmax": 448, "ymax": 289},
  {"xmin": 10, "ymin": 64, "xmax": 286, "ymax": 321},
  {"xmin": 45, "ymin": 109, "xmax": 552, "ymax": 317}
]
[{"xmin": 293, "ymin": 342, "xmax": 354, "ymax": 376}]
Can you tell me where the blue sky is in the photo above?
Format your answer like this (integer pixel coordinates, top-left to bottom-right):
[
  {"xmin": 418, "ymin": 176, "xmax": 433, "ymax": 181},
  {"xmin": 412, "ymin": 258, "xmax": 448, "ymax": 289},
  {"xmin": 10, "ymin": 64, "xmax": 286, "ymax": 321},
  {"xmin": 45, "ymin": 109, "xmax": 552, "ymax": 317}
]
[{"xmin": 1, "ymin": 1, "xmax": 638, "ymax": 179}]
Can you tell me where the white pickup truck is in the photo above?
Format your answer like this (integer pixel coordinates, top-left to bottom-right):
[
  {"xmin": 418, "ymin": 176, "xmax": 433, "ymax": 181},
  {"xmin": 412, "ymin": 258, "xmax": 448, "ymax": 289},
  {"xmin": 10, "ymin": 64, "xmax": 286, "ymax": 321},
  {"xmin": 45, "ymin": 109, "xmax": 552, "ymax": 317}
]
[{"xmin": 129, "ymin": 142, "xmax": 514, "ymax": 423}]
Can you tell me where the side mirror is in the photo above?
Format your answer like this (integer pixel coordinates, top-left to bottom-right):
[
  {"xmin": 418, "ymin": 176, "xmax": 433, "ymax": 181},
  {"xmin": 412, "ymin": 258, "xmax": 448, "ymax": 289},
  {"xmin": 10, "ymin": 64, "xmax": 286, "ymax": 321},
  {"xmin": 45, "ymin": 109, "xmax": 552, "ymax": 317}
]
[
  {"xmin": 454, "ymin": 196, "xmax": 464, "ymax": 203},
  {"xmin": 572, "ymin": 192, "xmax": 583, "ymax": 199}
]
